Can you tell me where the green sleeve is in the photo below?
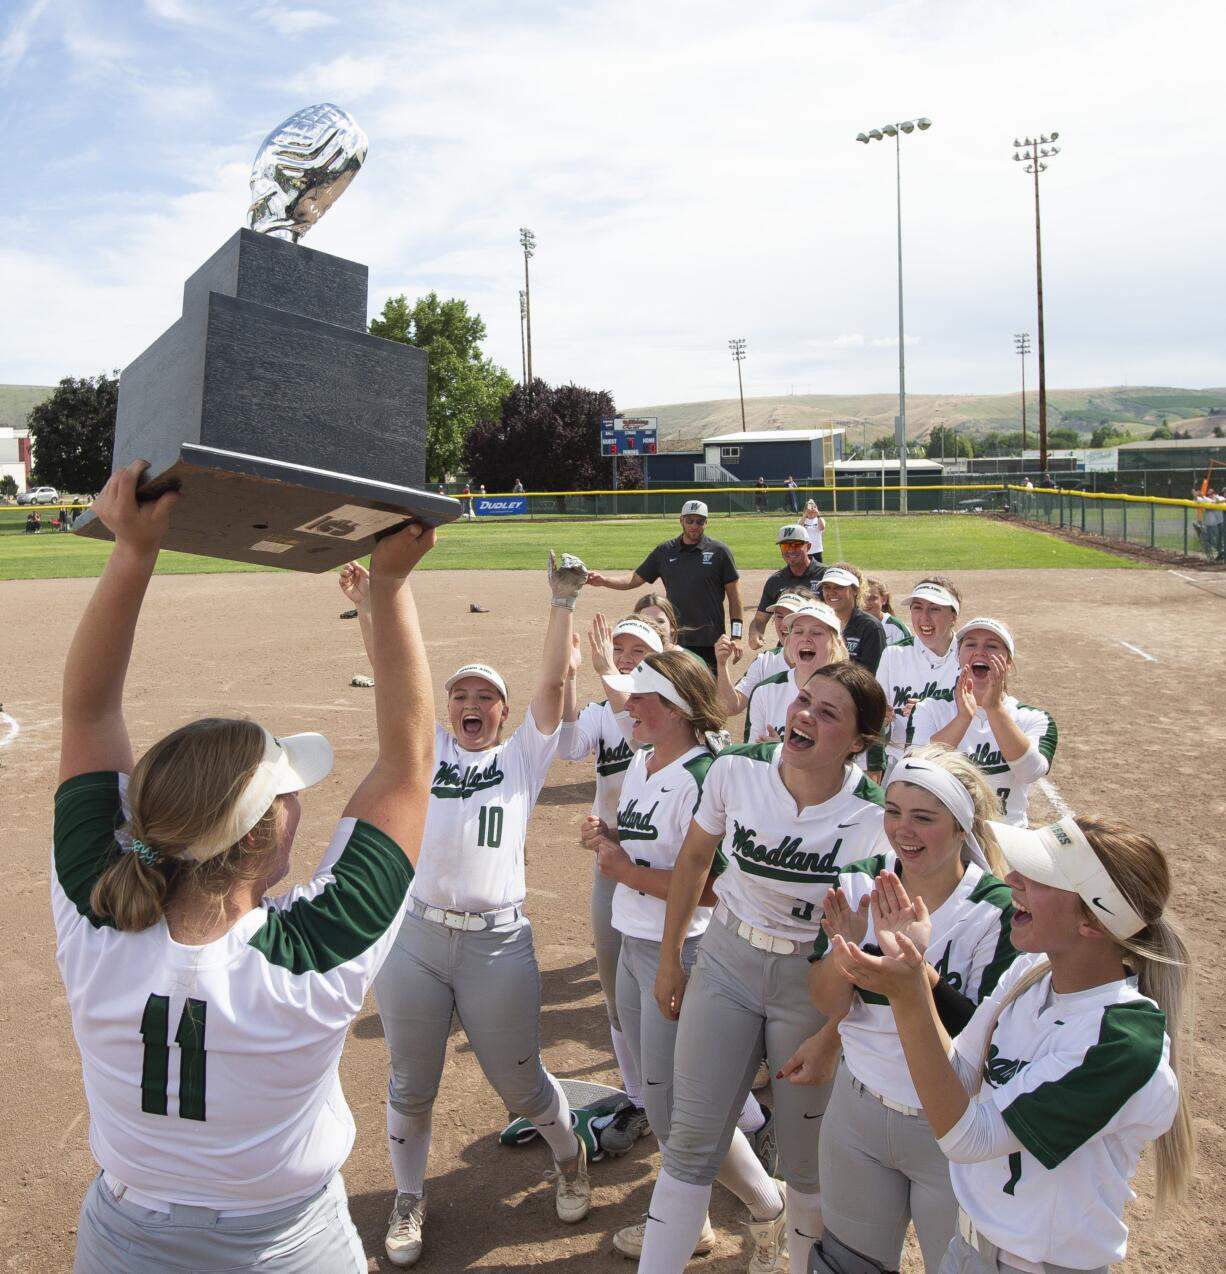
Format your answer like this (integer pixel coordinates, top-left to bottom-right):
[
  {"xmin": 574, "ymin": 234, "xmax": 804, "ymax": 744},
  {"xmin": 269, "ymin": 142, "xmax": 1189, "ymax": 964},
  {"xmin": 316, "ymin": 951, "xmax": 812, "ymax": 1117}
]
[{"xmin": 53, "ymin": 772, "xmax": 125, "ymax": 927}]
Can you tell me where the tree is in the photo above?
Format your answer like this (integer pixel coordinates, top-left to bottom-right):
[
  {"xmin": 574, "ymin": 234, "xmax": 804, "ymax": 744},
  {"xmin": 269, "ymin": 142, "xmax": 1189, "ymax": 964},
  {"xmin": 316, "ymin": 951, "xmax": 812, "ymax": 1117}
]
[
  {"xmin": 370, "ymin": 293, "xmax": 514, "ymax": 482},
  {"xmin": 0, "ymin": 474, "xmax": 16, "ymax": 499},
  {"xmin": 1149, "ymin": 423, "xmax": 1174, "ymax": 442},
  {"xmin": 1046, "ymin": 427, "xmax": 1081, "ymax": 450},
  {"xmin": 924, "ymin": 426, "xmax": 972, "ymax": 460},
  {"xmin": 1213, "ymin": 425, "xmax": 1224, "ymax": 438},
  {"xmin": 463, "ymin": 379, "xmax": 638, "ymax": 492},
  {"xmin": 27, "ymin": 372, "xmax": 118, "ymax": 495}
]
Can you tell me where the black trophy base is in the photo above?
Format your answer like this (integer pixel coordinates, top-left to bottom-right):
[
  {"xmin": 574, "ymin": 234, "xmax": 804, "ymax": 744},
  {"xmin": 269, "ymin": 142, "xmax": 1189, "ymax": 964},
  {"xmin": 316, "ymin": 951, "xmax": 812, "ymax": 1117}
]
[{"xmin": 73, "ymin": 444, "xmax": 460, "ymax": 573}]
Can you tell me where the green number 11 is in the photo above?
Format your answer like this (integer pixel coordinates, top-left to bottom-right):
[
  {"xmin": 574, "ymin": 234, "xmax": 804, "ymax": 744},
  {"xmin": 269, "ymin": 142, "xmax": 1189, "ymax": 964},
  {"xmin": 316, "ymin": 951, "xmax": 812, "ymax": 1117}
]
[{"xmin": 140, "ymin": 994, "xmax": 208, "ymax": 1121}]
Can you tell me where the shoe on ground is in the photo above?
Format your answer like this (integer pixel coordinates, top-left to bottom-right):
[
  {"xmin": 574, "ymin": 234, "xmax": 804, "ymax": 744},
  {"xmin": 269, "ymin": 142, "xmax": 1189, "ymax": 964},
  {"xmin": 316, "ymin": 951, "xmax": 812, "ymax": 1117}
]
[
  {"xmin": 752, "ymin": 1059, "xmax": 771, "ymax": 1090},
  {"xmin": 385, "ymin": 1191, "xmax": 426, "ymax": 1267},
  {"xmin": 351, "ymin": 674, "xmax": 375, "ymax": 688},
  {"xmin": 339, "ymin": 608, "xmax": 358, "ymax": 619},
  {"xmin": 745, "ymin": 1181, "xmax": 788, "ymax": 1274},
  {"xmin": 551, "ymin": 1137, "xmax": 591, "ymax": 1223},
  {"xmin": 600, "ymin": 1102, "xmax": 651, "ymax": 1156},
  {"xmin": 613, "ymin": 1213, "xmax": 716, "ymax": 1260},
  {"xmin": 747, "ymin": 1103, "xmax": 779, "ymax": 1178}
]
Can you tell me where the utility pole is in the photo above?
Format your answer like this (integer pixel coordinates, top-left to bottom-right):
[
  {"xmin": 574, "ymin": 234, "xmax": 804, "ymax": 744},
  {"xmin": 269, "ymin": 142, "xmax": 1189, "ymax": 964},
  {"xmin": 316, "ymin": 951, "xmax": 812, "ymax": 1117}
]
[
  {"xmin": 1014, "ymin": 332, "xmax": 1031, "ymax": 469},
  {"xmin": 518, "ymin": 290, "xmax": 528, "ymax": 387},
  {"xmin": 519, "ymin": 227, "xmax": 536, "ymax": 391},
  {"xmin": 729, "ymin": 339, "xmax": 747, "ymax": 430}
]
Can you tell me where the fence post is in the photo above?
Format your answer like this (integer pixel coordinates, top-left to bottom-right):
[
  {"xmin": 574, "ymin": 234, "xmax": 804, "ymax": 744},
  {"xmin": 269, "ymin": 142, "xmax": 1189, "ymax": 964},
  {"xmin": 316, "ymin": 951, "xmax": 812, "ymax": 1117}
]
[
  {"xmin": 1080, "ymin": 497, "xmax": 1086, "ymax": 533},
  {"xmin": 1122, "ymin": 501, "xmax": 1127, "ymax": 542},
  {"xmin": 1183, "ymin": 507, "xmax": 1188, "ymax": 556},
  {"xmin": 1149, "ymin": 502, "xmax": 1155, "ymax": 549}
]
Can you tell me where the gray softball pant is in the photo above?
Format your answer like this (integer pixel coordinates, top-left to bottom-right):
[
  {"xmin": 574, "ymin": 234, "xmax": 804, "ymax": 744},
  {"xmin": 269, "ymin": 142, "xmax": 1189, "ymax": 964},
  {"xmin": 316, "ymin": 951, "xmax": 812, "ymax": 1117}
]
[
  {"xmin": 661, "ymin": 906, "xmax": 829, "ymax": 1191},
  {"xmin": 616, "ymin": 932, "xmax": 702, "ymax": 1142},
  {"xmin": 73, "ymin": 1172, "xmax": 365, "ymax": 1273},
  {"xmin": 937, "ymin": 1234, "xmax": 1106, "ymax": 1274},
  {"xmin": 375, "ymin": 904, "xmax": 556, "ymax": 1123},
  {"xmin": 820, "ymin": 1061, "xmax": 956, "ymax": 1272},
  {"xmin": 592, "ymin": 864, "xmax": 624, "ymax": 1029}
]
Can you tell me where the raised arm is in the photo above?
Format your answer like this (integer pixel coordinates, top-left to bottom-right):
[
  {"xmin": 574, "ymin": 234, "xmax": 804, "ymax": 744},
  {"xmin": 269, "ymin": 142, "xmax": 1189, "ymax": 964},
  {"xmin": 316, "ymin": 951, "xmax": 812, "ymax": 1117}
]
[
  {"xmin": 530, "ymin": 552, "xmax": 588, "ymax": 734},
  {"xmin": 714, "ymin": 636, "xmax": 748, "ymax": 715},
  {"xmin": 342, "ymin": 523, "xmax": 437, "ymax": 861},
  {"xmin": 59, "ymin": 461, "xmax": 178, "ymax": 784}
]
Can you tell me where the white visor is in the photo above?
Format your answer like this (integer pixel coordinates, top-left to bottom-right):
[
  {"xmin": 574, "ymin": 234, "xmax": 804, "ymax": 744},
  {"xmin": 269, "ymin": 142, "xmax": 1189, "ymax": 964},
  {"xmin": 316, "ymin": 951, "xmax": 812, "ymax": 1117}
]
[
  {"xmin": 956, "ymin": 617, "xmax": 1015, "ymax": 656},
  {"xmin": 786, "ymin": 602, "xmax": 843, "ymax": 634},
  {"xmin": 611, "ymin": 618, "xmax": 665, "ymax": 653},
  {"xmin": 183, "ymin": 728, "xmax": 333, "ymax": 862},
  {"xmin": 602, "ymin": 660, "xmax": 692, "ymax": 714},
  {"xmin": 902, "ymin": 583, "xmax": 960, "ymax": 614},
  {"xmin": 991, "ymin": 816, "xmax": 1147, "ymax": 940},
  {"xmin": 445, "ymin": 663, "xmax": 509, "ymax": 700},
  {"xmin": 888, "ymin": 757, "xmax": 988, "ymax": 869},
  {"xmin": 821, "ymin": 567, "xmax": 859, "ymax": 588},
  {"xmin": 768, "ymin": 591, "xmax": 811, "ymax": 615}
]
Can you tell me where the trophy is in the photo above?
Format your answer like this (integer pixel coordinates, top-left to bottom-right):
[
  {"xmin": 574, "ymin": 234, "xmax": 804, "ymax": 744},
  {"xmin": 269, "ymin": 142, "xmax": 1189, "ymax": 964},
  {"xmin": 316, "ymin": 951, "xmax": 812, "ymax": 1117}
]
[{"xmin": 74, "ymin": 103, "xmax": 460, "ymax": 570}]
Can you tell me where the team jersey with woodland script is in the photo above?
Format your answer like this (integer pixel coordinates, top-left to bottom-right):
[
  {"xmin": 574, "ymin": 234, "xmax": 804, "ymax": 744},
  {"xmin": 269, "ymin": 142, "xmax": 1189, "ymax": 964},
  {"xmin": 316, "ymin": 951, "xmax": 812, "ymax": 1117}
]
[
  {"xmin": 742, "ymin": 667, "xmax": 797, "ymax": 743},
  {"xmin": 559, "ymin": 699, "xmax": 636, "ymax": 827},
  {"xmin": 909, "ymin": 695, "xmax": 1057, "ymax": 827},
  {"xmin": 412, "ymin": 708, "xmax": 559, "ymax": 912},
  {"xmin": 875, "ymin": 635, "xmax": 960, "ymax": 757},
  {"xmin": 693, "ymin": 743, "xmax": 885, "ymax": 941},
  {"xmin": 611, "ymin": 745, "xmax": 715, "ymax": 941},
  {"xmin": 946, "ymin": 954, "xmax": 1178, "ymax": 1269},
  {"xmin": 810, "ymin": 851, "xmax": 1018, "ymax": 1106},
  {"xmin": 51, "ymin": 773, "xmax": 413, "ymax": 1212}
]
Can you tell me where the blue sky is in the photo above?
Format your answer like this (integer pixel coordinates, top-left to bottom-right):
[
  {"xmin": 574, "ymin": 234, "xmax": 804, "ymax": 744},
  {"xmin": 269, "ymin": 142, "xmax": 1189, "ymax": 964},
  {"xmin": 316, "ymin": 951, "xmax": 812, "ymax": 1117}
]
[{"xmin": 2, "ymin": 0, "xmax": 1223, "ymax": 407}]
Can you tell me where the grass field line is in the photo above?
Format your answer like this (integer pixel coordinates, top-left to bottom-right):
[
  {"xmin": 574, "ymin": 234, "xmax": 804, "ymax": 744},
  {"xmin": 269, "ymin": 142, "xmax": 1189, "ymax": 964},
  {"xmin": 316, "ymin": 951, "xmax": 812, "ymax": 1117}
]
[{"xmin": 1118, "ymin": 641, "xmax": 1158, "ymax": 662}]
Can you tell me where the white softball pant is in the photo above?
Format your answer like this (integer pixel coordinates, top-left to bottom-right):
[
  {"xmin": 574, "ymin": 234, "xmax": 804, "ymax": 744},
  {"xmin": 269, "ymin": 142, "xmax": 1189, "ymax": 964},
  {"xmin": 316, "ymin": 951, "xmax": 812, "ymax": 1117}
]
[
  {"xmin": 592, "ymin": 865, "xmax": 624, "ymax": 1029},
  {"xmin": 375, "ymin": 905, "xmax": 556, "ymax": 1124},
  {"xmin": 661, "ymin": 905, "xmax": 829, "ymax": 1191},
  {"xmin": 937, "ymin": 1233, "xmax": 1106, "ymax": 1274}
]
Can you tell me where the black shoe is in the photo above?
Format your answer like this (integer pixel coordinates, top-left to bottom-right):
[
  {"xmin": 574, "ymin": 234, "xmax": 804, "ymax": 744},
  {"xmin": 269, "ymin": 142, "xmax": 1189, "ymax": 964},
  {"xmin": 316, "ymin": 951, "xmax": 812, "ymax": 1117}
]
[
  {"xmin": 747, "ymin": 1103, "xmax": 779, "ymax": 1177},
  {"xmin": 599, "ymin": 1102, "xmax": 651, "ymax": 1156}
]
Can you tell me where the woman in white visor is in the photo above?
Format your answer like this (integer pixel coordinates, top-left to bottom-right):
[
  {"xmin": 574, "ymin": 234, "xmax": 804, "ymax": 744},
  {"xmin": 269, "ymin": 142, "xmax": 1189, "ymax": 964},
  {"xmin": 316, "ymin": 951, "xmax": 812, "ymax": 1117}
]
[{"xmin": 715, "ymin": 591, "xmax": 810, "ymax": 719}]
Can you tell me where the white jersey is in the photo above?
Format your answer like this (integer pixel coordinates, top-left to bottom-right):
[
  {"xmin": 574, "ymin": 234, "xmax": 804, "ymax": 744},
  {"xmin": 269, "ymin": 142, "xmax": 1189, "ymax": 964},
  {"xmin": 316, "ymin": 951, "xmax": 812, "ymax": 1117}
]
[
  {"xmin": 413, "ymin": 707, "xmax": 559, "ymax": 912},
  {"xmin": 612, "ymin": 745, "xmax": 715, "ymax": 942},
  {"xmin": 51, "ymin": 772, "xmax": 413, "ymax": 1211},
  {"xmin": 801, "ymin": 515, "xmax": 824, "ymax": 555},
  {"xmin": 742, "ymin": 667, "xmax": 797, "ymax": 743},
  {"xmin": 875, "ymin": 635, "xmax": 960, "ymax": 758},
  {"xmin": 736, "ymin": 645, "xmax": 787, "ymax": 706},
  {"xmin": 882, "ymin": 613, "xmax": 911, "ymax": 647},
  {"xmin": 948, "ymin": 954, "xmax": 1178, "ymax": 1269},
  {"xmin": 909, "ymin": 694, "xmax": 1057, "ymax": 827},
  {"xmin": 810, "ymin": 851, "xmax": 1018, "ymax": 1107},
  {"xmin": 559, "ymin": 699, "xmax": 636, "ymax": 826},
  {"xmin": 693, "ymin": 743, "xmax": 885, "ymax": 941}
]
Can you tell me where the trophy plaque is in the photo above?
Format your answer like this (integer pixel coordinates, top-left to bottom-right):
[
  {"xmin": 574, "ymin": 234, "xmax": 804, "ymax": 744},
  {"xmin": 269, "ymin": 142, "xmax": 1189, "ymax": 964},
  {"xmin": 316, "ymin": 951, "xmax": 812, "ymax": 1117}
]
[{"xmin": 74, "ymin": 104, "xmax": 460, "ymax": 570}]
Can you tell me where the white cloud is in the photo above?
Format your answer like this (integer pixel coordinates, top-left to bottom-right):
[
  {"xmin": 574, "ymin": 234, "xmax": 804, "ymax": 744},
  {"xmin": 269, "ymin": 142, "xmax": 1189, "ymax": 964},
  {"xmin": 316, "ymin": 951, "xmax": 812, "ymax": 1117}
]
[
  {"xmin": 252, "ymin": 5, "xmax": 338, "ymax": 37},
  {"xmin": 0, "ymin": 0, "xmax": 51, "ymax": 75}
]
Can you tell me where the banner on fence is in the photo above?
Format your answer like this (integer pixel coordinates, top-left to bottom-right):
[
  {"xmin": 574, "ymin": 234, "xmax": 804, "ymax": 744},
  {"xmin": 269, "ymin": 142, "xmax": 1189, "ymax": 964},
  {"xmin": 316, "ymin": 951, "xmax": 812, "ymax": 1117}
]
[{"xmin": 475, "ymin": 496, "xmax": 527, "ymax": 517}]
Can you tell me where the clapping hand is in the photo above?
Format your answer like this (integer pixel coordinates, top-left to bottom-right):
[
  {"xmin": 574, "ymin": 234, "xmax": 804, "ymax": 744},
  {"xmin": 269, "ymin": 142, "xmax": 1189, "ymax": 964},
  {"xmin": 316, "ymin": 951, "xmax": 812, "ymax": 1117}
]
[
  {"xmin": 871, "ymin": 870, "xmax": 932, "ymax": 959},
  {"xmin": 830, "ymin": 931, "xmax": 928, "ymax": 1001},
  {"xmin": 588, "ymin": 614, "xmax": 616, "ymax": 676},
  {"xmin": 821, "ymin": 885, "xmax": 870, "ymax": 945}
]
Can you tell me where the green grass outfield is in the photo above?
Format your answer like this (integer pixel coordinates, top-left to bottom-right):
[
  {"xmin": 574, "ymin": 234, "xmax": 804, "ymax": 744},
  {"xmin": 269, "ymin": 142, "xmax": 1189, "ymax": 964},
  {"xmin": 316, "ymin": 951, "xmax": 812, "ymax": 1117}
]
[{"xmin": 0, "ymin": 507, "xmax": 1142, "ymax": 580}]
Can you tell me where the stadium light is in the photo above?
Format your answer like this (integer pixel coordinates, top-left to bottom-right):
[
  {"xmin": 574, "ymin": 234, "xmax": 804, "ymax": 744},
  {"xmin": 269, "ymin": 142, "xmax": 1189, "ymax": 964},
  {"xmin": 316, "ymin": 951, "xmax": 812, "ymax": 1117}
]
[
  {"xmin": 854, "ymin": 116, "xmax": 932, "ymax": 514},
  {"xmin": 729, "ymin": 339, "xmax": 747, "ymax": 431}
]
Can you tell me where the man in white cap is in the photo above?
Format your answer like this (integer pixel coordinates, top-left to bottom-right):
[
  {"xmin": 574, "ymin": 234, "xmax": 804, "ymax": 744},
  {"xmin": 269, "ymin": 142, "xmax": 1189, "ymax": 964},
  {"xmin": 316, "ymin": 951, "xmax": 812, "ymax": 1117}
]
[
  {"xmin": 746, "ymin": 523, "xmax": 826, "ymax": 651},
  {"xmin": 587, "ymin": 499, "xmax": 743, "ymax": 670}
]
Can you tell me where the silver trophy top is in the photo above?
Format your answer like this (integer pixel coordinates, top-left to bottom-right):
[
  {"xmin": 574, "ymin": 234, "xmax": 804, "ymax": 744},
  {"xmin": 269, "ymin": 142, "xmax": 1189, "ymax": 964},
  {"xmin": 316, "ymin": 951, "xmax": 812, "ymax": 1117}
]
[{"xmin": 248, "ymin": 103, "xmax": 368, "ymax": 242}]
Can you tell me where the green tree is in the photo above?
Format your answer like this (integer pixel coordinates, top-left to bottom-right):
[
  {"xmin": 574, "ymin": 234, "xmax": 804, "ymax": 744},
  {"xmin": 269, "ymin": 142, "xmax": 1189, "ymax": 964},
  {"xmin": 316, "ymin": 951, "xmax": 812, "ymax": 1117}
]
[
  {"xmin": 27, "ymin": 372, "xmax": 118, "ymax": 495},
  {"xmin": 1046, "ymin": 427, "xmax": 1081, "ymax": 450},
  {"xmin": 925, "ymin": 426, "xmax": 972, "ymax": 460},
  {"xmin": 0, "ymin": 474, "xmax": 17, "ymax": 499},
  {"xmin": 1149, "ymin": 423, "xmax": 1174, "ymax": 441},
  {"xmin": 370, "ymin": 293, "xmax": 514, "ymax": 481},
  {"xmin": 1213, "ymin": 424, "xmax": 1224, "ymax": 438}
]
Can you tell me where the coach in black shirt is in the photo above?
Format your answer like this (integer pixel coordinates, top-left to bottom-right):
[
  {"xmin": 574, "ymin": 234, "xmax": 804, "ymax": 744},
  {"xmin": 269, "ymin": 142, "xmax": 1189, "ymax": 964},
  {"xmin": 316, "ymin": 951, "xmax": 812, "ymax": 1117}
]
[
  {"xmin": 747, "ymin": 523, "xmax": 826, "ymax": 650},
  {"xmin": 587, "ymin": 499, "xmax": 744, "ymax": 668}
]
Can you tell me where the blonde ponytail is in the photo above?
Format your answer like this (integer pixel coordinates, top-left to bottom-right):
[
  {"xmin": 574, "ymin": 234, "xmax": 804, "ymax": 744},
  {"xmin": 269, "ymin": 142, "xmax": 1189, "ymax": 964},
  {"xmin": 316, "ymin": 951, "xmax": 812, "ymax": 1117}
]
[{"xmin": 906, "ymin": 743, "xmax": 1005, "ymax": 877}]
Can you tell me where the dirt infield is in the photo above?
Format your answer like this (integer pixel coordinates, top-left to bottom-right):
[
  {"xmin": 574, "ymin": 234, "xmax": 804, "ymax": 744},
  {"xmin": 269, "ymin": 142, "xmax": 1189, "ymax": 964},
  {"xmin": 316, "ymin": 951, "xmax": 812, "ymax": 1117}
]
[{"xmin": 1, "ymin": 564, "xmax": 1223, "ymax": 1272}]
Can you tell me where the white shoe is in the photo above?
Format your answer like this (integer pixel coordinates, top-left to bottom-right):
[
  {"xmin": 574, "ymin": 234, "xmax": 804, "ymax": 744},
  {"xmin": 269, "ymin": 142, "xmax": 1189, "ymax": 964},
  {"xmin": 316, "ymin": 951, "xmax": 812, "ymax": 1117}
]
[
  {"xmin": 551, "ymin": 1138, "xmax": 592, "ymax": 1223},
  {"xmin": 745, "ymin": 1180, "xmax": 788, "ymax": 1274},
  {"xmin": 612, "ymin": 1213, "xmax": 716, "ymax": 1259},
  {"xmin": 385, "ymin": 1191, "xmax": 426, "ymax": 1267}
]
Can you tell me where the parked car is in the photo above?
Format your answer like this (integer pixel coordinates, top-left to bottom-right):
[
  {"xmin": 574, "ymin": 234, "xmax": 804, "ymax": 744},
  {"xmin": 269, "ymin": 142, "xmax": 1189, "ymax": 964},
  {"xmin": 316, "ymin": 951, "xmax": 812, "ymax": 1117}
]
[
  {"xmin": 956, "ymin": 490, "xmax": 1010, "ymax": 513},
  {"xmin": 16, "ymin": 486, "xmax": 60, "ymax": 505}
]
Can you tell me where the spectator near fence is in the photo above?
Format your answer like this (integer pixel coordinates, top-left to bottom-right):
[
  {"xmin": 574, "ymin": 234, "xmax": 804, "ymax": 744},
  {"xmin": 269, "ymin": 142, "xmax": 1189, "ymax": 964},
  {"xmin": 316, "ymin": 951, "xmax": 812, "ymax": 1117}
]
[
  {"xmin": 754, "ymin": 477, "xmax": 767, "ymax": 514},
  {"xmin": 786, "ymin": 475, "xmax": 799, "ymax": 515}
]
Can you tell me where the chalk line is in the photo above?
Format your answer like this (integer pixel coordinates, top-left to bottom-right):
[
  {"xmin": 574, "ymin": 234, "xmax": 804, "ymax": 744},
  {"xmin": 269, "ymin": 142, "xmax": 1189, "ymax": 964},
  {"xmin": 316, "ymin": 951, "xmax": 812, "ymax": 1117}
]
[
  {"xmin": 1038, "ymin": 776, "xmax": 1071, "ymax": 817},
  {"xmin": 0, "ymin": 712, "xmax": 18, "ymax": 749},
  {"xmin": 1118, "ymin": 641, "xmax": 1157, "ymax": 663}
]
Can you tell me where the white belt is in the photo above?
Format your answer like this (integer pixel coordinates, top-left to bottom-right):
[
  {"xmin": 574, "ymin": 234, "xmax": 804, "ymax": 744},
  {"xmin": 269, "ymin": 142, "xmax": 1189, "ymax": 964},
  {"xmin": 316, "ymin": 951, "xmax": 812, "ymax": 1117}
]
[
  {"xmin": 715, "ymin": 902, "xmax": 800, "ymax": 955},
  {"xmin": 957, "ymin": 1208, "xmax": 1046, "ymax": 1274},
  {"xmin": 411, "ymin": 898, "xmax": 520, "ymax": 931},
  {"xmin": 848, "ymin": 1072, "xmax": 923, "ymax": 1118}
]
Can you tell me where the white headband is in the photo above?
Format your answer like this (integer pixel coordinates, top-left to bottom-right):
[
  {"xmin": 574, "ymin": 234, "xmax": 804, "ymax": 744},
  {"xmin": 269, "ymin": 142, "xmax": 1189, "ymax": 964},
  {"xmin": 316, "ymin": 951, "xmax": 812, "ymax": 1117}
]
[
  {"xmin": 991, "ymin": 816, "xmax": 1148, "ymax": 940},
  {"xmin": 902, "ymin": 583, "xmax": 960, "ymax": 614},
  {"xmin": 602, "ymin": 660, "xmax": 692, "ymax": 713},
  {"xmin": 888, "ymin": 757, "xmax": 988, "ymax": 869},
  {"xmin": 611, "ymin": 618, "xmax": 665, "ymax": 653}
]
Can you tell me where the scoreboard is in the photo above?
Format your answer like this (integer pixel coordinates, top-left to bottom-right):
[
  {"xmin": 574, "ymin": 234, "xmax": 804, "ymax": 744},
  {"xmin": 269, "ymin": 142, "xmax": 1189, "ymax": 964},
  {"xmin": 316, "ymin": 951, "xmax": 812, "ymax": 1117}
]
[{"xmin": 600, "ymin": 416, "xmax": 658, "ymax": 457}]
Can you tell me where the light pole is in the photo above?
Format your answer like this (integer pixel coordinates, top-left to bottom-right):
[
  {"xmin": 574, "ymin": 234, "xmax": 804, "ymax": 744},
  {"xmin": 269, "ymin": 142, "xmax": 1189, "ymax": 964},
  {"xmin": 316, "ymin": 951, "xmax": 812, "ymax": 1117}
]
[
  {"xmin": 1014, "ymin": 332, "xmax": 1031, "ymax": 469},
  {"xmin": 729, "ymin": 339, "xmax": 747, "ymax": 431},
  {"xmin": 856, "ymin": 116, "xmax": 931, "ymax": 514},
  {"xmin": 519, "ymin": 227, "xmax": 536, "ymax": 390},
  {"xmin": 518, "ymin": 290, "xmax": 528, "ymax": 387},
  {"xmin": 1012, "ymin": 135, "xmax": 1060, "ymax": 473}
]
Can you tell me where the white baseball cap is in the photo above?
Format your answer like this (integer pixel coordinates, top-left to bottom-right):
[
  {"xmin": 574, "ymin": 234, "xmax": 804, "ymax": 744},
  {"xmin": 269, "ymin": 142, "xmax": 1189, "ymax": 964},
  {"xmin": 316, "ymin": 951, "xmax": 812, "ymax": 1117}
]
[
  {"xmin": 786, "ymin": 601, "xmax": 842, "ymax": 634},
  {"xmin": 776, "ymin": 524, "xmax": 808, "ymax": 544},
  {"xmin": 991, "ymin": 816, "xmax": 1147, "ymax": 940},
  {"xmin": 956, "ymin": 617, "xmax": 1015, "ymax": 656},
  {"xmin": 610, "ymin": 618, "xmax": 665, "ymax": 653},
  {"xmin": 445, "ymin": 662, "xmax": 509, "ymax": 700},
  {"xmin": 820, "ymin": 566, "xmax": 859, "ymax": 588},
  {"xmin": 183, "ymin": 727, "xmax": 334, "ymax": 862},
  {"xmin": 901, "ymin": 582, "xmax": 960, "ymax": 613},
  {"xmin": 602, "ymin": 660, "xmax": 692, "ymax": 713},
  {"xmin": 767, "ymin": 591, "xmax": 811, "ymax": 615},
  {"xmin": 680, "ymin": 500, "xmax": 708, "ymax": 518}
]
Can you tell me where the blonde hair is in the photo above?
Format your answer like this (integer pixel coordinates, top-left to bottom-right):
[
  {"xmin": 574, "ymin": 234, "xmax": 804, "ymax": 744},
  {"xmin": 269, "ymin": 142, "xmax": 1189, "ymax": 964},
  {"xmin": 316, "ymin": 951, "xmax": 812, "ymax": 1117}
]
[
  {"xmin": 633, "ymin": 593, "xmax": 684, "ymax": 645},
  {"xmin": 90, "ymin": 719, "xmax": 286, "ymax": 933},
  {"xmin": 903, "ymin": 743, "xmax": 1004, "ymax": 877},
  {"xmin": 783, "ymin": 616, "xmax": 848, "ymax": 668},
  {"xmin": 644, "ymin": 650, "xmax": 726, "ymax": 739},
  {"xmin": 973, "ymin": 815, "xmax": 1194, "ymax": 1207},
  {"xmin": 865, "ymin": 576, "xmax": 894, "ymax": 615}
]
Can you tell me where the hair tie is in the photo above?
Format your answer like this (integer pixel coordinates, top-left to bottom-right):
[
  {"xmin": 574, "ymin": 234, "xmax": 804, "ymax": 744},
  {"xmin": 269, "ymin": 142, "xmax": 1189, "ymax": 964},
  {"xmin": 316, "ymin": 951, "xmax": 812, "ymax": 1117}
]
[{"xmin": 126, "ymin": 838, "xmax": 161, "ymax": 867}]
